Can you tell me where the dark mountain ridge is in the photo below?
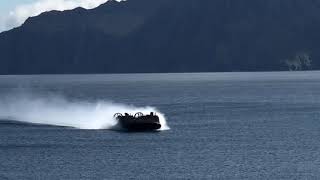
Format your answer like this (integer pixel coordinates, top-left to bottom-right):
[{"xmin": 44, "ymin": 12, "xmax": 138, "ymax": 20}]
[{"xmin": 0, "ymin": 0, "xmax": 320, "ymax": 74}]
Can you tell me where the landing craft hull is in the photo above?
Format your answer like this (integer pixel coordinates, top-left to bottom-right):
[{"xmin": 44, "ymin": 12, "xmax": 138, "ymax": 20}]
[
  {"xmin": 115, "ymin": 112, "xmax": 161, "ymax": 131},
  {"xmin": 121, "ymin": 122, "xmax": 161, "ymax": 131}
]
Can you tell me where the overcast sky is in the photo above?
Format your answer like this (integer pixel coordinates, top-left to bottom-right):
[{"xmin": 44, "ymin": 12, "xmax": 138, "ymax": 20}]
[
  {"xmin": 0, "ymin": 0, "xmax": 113, "ymax": 33},
  {"xmin": 0, "ymin": 0, "xmax": 34, "ymax": 14}
]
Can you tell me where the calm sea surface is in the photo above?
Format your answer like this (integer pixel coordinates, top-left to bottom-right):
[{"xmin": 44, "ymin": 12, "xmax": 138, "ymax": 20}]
[{"xmin": 1, "ymin": 72, "xmax": 320, "ymax": 179}]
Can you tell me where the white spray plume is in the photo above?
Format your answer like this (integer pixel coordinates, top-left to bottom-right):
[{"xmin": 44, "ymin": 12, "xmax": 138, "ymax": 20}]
[
  {"xmin": 0, "ymin": 93, "xmax": 169, "ymax": 130},
  {"xmin": 0, "ymin": 0, "xmax": 122, "ymax": 33}
]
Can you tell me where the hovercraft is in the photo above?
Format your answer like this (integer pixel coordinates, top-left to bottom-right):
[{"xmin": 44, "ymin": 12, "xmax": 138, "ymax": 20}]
[{"xmin": 114, "ymin": 112, "xmax": 161, "ymax": 131}]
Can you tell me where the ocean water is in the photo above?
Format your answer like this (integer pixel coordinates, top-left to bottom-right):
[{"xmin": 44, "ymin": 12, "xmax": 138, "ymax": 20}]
[{"xmin": 0, "ymin": 72, "xmax": 320, "ymax": 179}]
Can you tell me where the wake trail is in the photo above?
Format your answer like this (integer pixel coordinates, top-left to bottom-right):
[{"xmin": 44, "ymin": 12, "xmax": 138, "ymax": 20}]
[{"xmin": 0, "ymin": 93, "xmax": 169, "ymax": 130}]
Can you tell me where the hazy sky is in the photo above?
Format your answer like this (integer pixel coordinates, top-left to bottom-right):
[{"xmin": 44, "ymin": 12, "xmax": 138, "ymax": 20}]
[
  {"xmin": 0, "ymin": 0, "xmax": 34, "ymax": 15},
  {"xmin": 0, "ymin": 0, "xmax": 112, "ymax": 33}
]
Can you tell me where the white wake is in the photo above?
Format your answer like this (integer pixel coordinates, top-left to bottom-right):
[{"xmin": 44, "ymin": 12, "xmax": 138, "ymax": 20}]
[{"xmin": 0, "ymin": 93, "xmax": 169, "ymax": 130}]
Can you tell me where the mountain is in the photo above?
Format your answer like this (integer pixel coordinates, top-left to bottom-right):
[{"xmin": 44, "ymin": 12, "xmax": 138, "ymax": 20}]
[{"xmin": 0, "ymin": 0, "xmax": 320, "ymax": 74}]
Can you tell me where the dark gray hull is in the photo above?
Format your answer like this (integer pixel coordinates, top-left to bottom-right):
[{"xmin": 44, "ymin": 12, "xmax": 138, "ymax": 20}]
[
  {"xmin": 121, "ymin": 122, "xmax": 161, "ymax": 131},
  {"xmin": 116, "ymin": 113, "xmax": 161, "ymax": 131}
]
